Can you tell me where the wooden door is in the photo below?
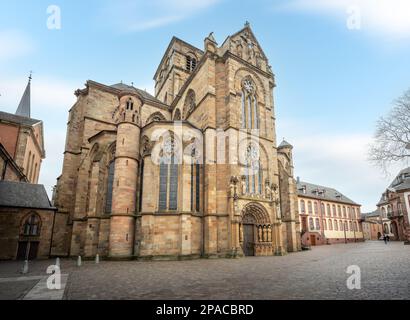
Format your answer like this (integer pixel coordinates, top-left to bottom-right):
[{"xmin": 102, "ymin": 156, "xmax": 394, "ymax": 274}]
[
  {"xmin": 28, "ymin": 242, "xmax": 39, "ymax": 260},
  {"xmin": 242, "ymin": 224, "xmax": 255, "ymax": 256},
  {"xmin": 310, "ymin": 235, "xmax": 316, "ymax": 246},
  {"xmin": 17, "ymin": 241, "xmax": 28, "ymax": 260}
]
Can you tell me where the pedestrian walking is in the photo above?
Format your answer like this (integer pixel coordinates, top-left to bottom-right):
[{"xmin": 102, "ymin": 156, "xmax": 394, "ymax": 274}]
[{"xmin": 383, "ymin": 234, "xmax": 387, "ymax": 244}]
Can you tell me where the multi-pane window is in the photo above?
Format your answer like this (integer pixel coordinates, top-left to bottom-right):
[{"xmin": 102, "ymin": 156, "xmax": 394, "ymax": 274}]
[
  {"xmin": 22, "ymin": 214, "xmax": 40, "ymax": 236},
  {"xmin": 308, "ymin": 201, "xmax": 313, "ymax": 215},
  {"xmin": 315, "ymin": 218, "xmax": 320, "ymax": 230},
  {"xmin": 328, "ymin": 219, "xmax": 333, "ymax": 230},
  {"xmin": 105, "ymin": 161, "xmax": 115, "ymax": 214},
  {"xmin": 334, "ymin": 220, "xmax": 338, "ymax": 231},
  {"xmin": 314, "ymin": 202, "xmax": 318, "ymax": 215},
  {"xmin": 332, "ymin": 205, "xmax": 336, "ymax": 217},
  {"xmin": 338, "ymin": 205, "xmax": 342, "ymax": 217},
  {"xmin": 241, "ymin": 78, "xmax": 259, "ymax": 129},
  {"xmin": 300, "ymin": 200, "xmax": 306, "ymax": 214},
  {"xmin": 327, "ymin": 204, "xmax": 331, "ymax": 216},
  {"xmin": 309, "ymin": 217, "xmax": 314, "ymax": 230},
  {"xmin": 158, "ymin": 139, "xmax": 179, "ymax": 211},
  {"xmin": 323, "ymin": 219, "xmax": 327, "ymax": 230},
  {"xmin": 343, "ymin": 206, "xmax": 346, "ymax": 217},
  {"xmin": 321, "ymin": 203, "xmax": 325, "ymax": 216}
]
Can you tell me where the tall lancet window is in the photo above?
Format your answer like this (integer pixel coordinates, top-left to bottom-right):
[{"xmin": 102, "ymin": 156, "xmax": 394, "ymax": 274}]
[
  {"xmin": 241, "ymin": 77, "xmax": 259, "ymax": 130},
  {"xmin": 245, "ymin": 143, "xmax": 263, "ymax": 195},
  {"xmin": 190, "ymin": 148, "xmax": 201, "ymax": 212},
  {"xmin": 105, "ymin": 161, "xmax": 115, "ymax": 214},
  {"xmin": 158, "ymin": 137, "xmax": 179, "ymax": 211}
]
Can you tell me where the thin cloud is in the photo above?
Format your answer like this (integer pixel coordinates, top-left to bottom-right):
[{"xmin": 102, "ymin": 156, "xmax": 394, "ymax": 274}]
[
  {"xmin": 282, "ymin": 0, "xmax": 410, "ymax": 39},
  {"xmin": 278, "ymin": 118, "xmax": 402, "ymax": 212},
  {"xmin": 99, "ymin": 0, "xmax": 222, "ymax": 32},
  {"xmin": 0, "ymin": 30, "xmax": 34, "ymax": 62}
]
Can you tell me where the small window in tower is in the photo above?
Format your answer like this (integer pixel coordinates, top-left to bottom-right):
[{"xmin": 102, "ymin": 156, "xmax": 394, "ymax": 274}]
[
  {"xmin": 126, "ymin": 98, "xmax": 134, "ymax": 111},
  {"xmin": 186, "ymin": 55, "xmax": 197, "ymax": 72}
]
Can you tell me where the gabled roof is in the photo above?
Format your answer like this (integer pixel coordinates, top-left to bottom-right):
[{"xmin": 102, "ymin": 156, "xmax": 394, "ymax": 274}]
[
  {"xmin": 223, "ymin": 23, "xmax": 269, "ymax": 61},
  {"xmin": 0, "ymin": 181, "xmax": 54, "ymax": 210},
  {"xmin": 0, "ymin": 111, "xmax": 41, "ymax": 126},
  {"xmin": 297, "ymin": 181, "xmax": 359, "ymax": 205},
  {"xmin": 153, "ymin": 36, "xmax": 204, "ymax": 80}
]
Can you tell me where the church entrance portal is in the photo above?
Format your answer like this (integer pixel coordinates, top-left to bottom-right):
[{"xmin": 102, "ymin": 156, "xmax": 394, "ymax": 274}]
[{"xmin": 240, "ymin": 203, "xmax": 273, "ymax": 256}]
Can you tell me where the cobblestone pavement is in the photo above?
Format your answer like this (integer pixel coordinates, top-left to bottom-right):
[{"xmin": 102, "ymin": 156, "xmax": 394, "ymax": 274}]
[{"xmin": 0, "ymin": 241, "xmax": 409, "ymax": 300}]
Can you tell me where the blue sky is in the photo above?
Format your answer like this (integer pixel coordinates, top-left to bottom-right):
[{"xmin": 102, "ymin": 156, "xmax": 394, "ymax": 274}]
[{"xmin": 1, "ymin": 0, "xmax": 410, "ymax": 212}]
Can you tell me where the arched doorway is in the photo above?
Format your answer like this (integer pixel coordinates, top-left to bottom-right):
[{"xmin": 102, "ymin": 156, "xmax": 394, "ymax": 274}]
[
  {"xmin": 391, "ymin": 221, "xmax": 399, "ymax": 240},
  {"xmin": 240, "ymin": 203, "xmax": 272, "ymax": 256},
  {"xmin": 17, "ymin": 213, "xmax": 41, "ymax": 260}
]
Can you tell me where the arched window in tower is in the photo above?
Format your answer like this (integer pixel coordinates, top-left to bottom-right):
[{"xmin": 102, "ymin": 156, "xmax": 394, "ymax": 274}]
[
  {"xmin": 241, "ymin": 77, "xmax": 259, "ymax": 129},
  {"xmin": 183, "ymin": 89, "xmax": 196, "ymax": 119},
  {"xmin": 26, "ymin": 151, "xmax": 31, "ymax": 176},
  {"xmin": 244, "ymin": 143, "xmax": 263, "ymax": 195},
  {"xmin": 126, "ymin": 98, "xmax": 134, "ymax": 111},
  {"xmin": 186, "ymin": 55, "xmax": 197, "ymax": 72},
  {"xmin": 105, "ymin": 161, "xmax": 115, "ymax": 214},
  {"xmin": 158, "ymin": 137, "xmax": 179, "ymax": 211},
  {"xmin": 190, "ymin": 148, "xmax": 201, "ymax": 212},
  {"xmin": 22, "ymin": 214, "xmax": 41, "ymax": 236}
]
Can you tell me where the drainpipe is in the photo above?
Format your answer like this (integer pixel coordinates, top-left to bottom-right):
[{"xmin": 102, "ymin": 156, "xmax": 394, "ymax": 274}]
[
  {"xmin": 49, "ymin": 208, "xmax": 57, "ymax": 258},
  {"xmin": 201, "ymin": 130, "xmax": 206, "ymax": 258}
]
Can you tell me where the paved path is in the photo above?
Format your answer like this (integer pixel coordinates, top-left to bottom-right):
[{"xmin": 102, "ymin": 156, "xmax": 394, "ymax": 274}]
[{"xmin": 0, "ymin": 241, "xmax": 409, "ymax": 300}]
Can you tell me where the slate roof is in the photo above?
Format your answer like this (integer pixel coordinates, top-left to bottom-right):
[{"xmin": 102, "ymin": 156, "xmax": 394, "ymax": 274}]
[
  {"xmin": 15, "ymin": 78, "xmax": 31, "ymax": 118},
  {"xmin": 110, "ymin": 83, "xmax": 165, "ymax": 105},
  {"xmin": 0, "ymin": 111, "xmax": 41, "ymax": 126},
  {"xmin": 297, "ymin": 181, "xmax": 359, "ymax": 205},
  {"xmin": 377, "ymin": 167, "xmax": 410, "ymax": 205},
  {"xmin": 363, "ymin": 209, "xmax": 381, "ymax": 218},
  {"xmin": 278, "ymin": 140, "xmax": 293, "ymax": 149},
  {"xmin": 389, "ymin": 167, "xmax": 410, "ymax": 192},
  {"xmin": 0, "ymin": 181, "xmax": 54, "ymax": 210}
]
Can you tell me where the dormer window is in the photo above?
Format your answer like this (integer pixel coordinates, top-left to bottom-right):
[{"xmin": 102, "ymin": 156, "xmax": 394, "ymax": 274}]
[{"xmin": 186, "ymin": 55, "xmax": 197, "ymax": 72}]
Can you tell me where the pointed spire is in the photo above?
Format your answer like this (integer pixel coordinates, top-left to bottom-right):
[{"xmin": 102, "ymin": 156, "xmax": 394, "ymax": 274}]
[{"xmin": 15, "ymin": 73, "xmax": 31, "ymax": 118}]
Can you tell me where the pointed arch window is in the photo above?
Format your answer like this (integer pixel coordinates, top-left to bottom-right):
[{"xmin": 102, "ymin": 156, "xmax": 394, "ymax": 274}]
[
  {"xmin": 105, "ymin": 161, "xmax": 115, "ymax": 214},
  {"xmin": 241, "ymin": 77, "xmax": 259, "ymax": 130},
  {"xmin": 159, "ymin": 138, "xmax": 179, "ymax": 211},
  {"xmin": 22, "ymin": 214, "xmax": 40, "ymax": 236},
  {"xmin": 244, "ymin": 143, "xmax": 263, "ymax": 195}
]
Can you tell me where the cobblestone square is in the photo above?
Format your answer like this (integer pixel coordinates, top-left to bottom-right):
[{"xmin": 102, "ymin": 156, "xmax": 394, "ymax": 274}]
[{"xmin": 0, "ymin": 241, "xmax": 409, "ymax": 300}]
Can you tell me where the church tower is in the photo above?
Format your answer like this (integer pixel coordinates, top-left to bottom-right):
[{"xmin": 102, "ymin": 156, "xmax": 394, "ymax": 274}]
[{"xmin": 109, "ymin": 94, "xmax": 141, "ymax": 258}]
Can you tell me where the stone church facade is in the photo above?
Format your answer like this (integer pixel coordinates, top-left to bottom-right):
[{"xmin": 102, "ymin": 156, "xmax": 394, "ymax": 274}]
[{"xmin": 52, "ymin": 24, "xmax": 301, "ymax": 260}]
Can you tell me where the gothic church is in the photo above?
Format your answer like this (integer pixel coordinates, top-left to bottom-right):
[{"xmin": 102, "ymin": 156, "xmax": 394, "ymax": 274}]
[{"xmin": 52, "ymin": 24, "xmax": 301, "ymax": 259}]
